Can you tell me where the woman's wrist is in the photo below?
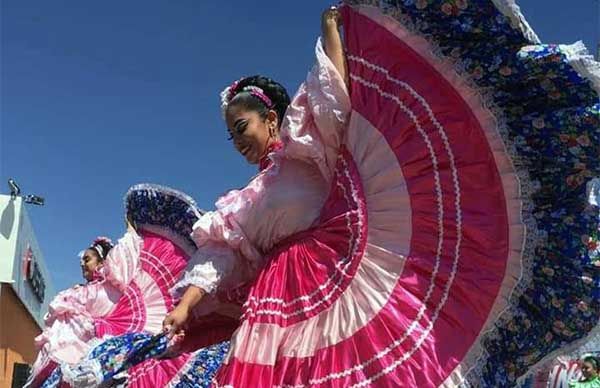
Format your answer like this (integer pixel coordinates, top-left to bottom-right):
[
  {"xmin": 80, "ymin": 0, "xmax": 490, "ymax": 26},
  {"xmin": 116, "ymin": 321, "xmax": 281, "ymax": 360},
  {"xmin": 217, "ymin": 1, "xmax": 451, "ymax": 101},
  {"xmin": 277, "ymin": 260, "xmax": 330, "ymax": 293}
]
[
  {"xmin": 322, "ymin": 20, "xmax": 339, "ymax": 33},
  {"xmin": 175, "ymin": 302, "xmax": 191, "ymax": 314},
  {"xmin": 177, "ymin": 285, "xmax": 206, "ymax": 313}
]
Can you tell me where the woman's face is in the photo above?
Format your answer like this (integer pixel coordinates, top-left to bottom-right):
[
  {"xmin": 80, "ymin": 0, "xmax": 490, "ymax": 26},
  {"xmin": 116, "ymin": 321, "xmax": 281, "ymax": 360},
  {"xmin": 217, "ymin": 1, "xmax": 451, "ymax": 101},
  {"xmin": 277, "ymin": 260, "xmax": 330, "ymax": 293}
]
[
  {"xmin": 225, "ymin": 106, "xmax": 278, "ymax": 165},
  {"xmin": 582, "ymin": 360, "xmax": 599, "ymax": 380},
  {"xmin": 80, "ymin": 249, "xmax": 102, "ymax": 281}
]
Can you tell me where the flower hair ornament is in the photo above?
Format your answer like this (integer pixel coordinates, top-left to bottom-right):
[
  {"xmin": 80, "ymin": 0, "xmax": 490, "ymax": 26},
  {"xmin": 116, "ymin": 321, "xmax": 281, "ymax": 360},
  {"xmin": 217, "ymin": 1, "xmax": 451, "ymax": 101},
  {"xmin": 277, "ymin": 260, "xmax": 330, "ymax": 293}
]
[{"xmin": 220, "ymin": 79, "xmax": 273, "ymax": 118}]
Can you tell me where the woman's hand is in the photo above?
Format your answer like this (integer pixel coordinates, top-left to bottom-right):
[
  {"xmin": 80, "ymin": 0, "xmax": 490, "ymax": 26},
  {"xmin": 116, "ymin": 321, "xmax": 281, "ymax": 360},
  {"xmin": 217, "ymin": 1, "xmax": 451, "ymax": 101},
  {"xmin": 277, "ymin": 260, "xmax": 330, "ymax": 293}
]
[
  {"xmin": 162, "ymin": 285, "xmax": 206, "ymax": 337},
  {"xmin": 321, "ymin": 6, "xmax": 348, "ymax": 85},
  {"xmin": 321, "ymin": 6, "xmax": 342, "ymax": 32},
  {"xmin": 162, "ymin": 304, "xmax": 189, "ymax": 338}
]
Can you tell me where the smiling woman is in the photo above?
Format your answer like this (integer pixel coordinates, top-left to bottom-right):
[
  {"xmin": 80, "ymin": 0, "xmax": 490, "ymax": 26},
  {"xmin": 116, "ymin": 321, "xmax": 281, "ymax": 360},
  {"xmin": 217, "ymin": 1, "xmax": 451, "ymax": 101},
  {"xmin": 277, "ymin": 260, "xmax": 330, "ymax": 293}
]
[
  {"xmin": 222, "ymin": 76, "xmax": 291, "ymax": 165},
  {"xmin": 156, "ymin": 1, "xmax": 600, "ymax": 387},
  {"xmin": 78, "ymin": 237, "xmax": 113, "ymax": 282},
  {"xmin": 7, "ymin": 0, "xmax": 600, "ymax": 386}
]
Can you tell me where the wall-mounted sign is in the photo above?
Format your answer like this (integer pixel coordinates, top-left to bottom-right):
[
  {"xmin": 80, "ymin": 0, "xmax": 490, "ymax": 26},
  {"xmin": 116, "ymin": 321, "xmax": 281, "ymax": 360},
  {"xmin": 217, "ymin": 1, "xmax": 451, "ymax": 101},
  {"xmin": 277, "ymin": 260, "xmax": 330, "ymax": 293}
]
[{"xmin": 22, "ymin": 245, "xmax": 45, "ymax": 302}]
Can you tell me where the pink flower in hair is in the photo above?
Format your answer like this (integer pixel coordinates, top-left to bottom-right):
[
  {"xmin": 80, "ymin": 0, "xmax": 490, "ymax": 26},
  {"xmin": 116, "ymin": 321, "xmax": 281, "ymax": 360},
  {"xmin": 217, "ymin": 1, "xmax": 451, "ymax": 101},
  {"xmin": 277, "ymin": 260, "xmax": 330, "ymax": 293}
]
[{"xmin": 228, "ymin": 80, "xmax": 241, "ymax": 99}]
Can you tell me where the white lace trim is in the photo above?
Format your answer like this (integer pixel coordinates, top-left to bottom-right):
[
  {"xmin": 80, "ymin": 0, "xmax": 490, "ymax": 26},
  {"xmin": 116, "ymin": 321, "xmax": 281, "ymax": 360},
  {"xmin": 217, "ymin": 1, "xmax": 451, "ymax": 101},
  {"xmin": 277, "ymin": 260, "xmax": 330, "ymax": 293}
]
[
  {"xmin": 61, "ymin": 359, "xmax": 104, "ymax": 388},
  {"xmin": 124, "ymin": 183, "xmax": 202, "ymax": 218},
  {"xmin": 171, "ymin": 247, "xmax": 235, "ymax": 296},
  {"xmin": 490, "ymin": 0, "xmax": 540, "ymax": 43},
  {"xmin": 559, "ymin": 40, "xmax": 600, "ymax": 95},
  {"xmin": 172, "ymin": 264, "xmax": 221, "ymax": 295},
  {"xmin": 587, "ymin": 177, "xmax": 600, "ymax": 207}
]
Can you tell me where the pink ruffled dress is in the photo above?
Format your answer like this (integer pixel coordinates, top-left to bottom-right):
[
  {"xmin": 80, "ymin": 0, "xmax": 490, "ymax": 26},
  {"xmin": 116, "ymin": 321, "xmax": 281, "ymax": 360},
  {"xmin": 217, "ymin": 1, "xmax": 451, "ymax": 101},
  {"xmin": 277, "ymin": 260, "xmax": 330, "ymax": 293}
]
[
  {"xmin": 172, "ymin": 5, "xmax": 543, "ymax": 382},
  {"xmin": 172, "ymin": 37, "xmax": 371, "ymax": 385},
  {"xmin": 28, "ymin": 230, "xmax": 194, "ymax": 387}
]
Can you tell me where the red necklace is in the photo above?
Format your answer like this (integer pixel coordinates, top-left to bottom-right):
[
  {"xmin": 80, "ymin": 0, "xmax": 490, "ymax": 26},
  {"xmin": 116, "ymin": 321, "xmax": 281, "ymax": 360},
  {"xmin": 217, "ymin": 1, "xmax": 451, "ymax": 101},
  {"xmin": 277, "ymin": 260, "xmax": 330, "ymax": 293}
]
[{"xmin": 258, "ymin": 140, "xmax": 284, "ymax": 171}]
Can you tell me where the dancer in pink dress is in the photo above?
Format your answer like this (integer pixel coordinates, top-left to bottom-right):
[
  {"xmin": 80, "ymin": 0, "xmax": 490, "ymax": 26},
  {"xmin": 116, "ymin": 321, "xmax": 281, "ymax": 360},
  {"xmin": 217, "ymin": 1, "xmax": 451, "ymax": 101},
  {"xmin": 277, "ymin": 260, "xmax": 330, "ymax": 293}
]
[
  {"xmin": 26, "ymin": 185, "xmax": 212, "ymax": 388},
  {"xmin": 162, "ymin": 1, "xmax": 600, "ymax": 386}
]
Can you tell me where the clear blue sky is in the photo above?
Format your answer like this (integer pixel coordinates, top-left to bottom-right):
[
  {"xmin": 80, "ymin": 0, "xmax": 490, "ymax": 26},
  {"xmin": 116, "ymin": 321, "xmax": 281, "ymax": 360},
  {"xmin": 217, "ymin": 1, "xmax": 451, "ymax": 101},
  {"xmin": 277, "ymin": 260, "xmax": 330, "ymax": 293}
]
[{"xmin": 1, "ymin": 1, "xmax": 598, "ymax": 292}]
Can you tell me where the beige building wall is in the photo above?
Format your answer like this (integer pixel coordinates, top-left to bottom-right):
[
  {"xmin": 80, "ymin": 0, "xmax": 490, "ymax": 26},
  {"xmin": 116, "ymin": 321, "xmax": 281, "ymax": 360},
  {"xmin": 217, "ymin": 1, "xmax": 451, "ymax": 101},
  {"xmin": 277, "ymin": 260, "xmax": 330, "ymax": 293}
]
[{"xmin": 0, "ymin": 284, "xmax": 41, "ymax": 388}]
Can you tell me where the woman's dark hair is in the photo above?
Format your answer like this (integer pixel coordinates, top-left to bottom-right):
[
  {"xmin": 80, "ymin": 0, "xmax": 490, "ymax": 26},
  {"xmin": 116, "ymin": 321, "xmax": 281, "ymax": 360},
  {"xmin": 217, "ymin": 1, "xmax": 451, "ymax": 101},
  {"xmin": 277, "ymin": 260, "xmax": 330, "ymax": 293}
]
[
  {"xmin": 89, "ymin": 238, "xmax": 114, "ymax": 261},
  {"xmin": 228, "ymin": 75, "xmax": 291, "ymax": 127},
  {"xmin": 583, "ymin": 356, "xmax": 600, "ymax": 371}
]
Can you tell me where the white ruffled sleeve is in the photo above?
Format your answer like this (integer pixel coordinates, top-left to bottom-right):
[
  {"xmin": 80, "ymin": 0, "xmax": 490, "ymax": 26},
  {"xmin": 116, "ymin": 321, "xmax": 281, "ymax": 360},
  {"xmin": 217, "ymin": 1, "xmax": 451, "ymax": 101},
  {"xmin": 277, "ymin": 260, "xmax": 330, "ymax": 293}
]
[
  {"xmin": 103, "ymin": 230, "xmax": 143, "ymax": 292},
  {"xmin": 45, "ymin": 285, "xmax": 95, "ymax": 326},
  {"xmin": 34, "ymin": 285, "xmax": 99, "ymax": 367},
  {"xmin": 282, "ymin": 37, "xmax": 351, "ymax": 181},
  {"xmin": 172, "ymin": 182, "xmax": 263, "ymax": 296},
  {"xmin": 172, "ymin": 241, "xmax": 236, "ymax": 295}
]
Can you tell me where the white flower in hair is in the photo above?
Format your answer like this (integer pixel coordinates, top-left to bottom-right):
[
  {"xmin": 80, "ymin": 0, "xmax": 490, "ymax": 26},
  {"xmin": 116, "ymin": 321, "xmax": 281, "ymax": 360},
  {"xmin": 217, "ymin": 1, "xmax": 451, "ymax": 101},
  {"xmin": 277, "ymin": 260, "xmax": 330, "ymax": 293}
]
[
  {"xmin": 243, "ymin": 85, "xmax": 262, "ymax": 94},
  {"xmin": 220, "ymin": 85, "xmax": 233, "ymax": 118},
  {"xmin": 220, "ymin": 79, "xmax": 243, "ymax": 118}
]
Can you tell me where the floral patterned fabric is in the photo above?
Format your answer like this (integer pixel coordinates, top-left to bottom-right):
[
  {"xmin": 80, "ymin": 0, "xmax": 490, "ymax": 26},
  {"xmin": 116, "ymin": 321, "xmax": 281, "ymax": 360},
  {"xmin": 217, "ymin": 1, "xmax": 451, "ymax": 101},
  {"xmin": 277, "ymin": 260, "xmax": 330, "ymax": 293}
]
[
  {"xmin": 90, "ymin": 333, "xmax": 169, "ymax": 377},
  {"xmin": 345, "ymin": 0, "xmax": 599, "ymax": 386},
  {"xmin": 45, "ymin": 334, "xmax": 229, "ymax": 388},
  {"xmin": 65, "ymin": 333, "xmax": 169, "ymax": 386},
  {"xmin": 39, "ymin": 2, "xmax": 599, "ymax": 386},
  {"xmin": 40, "ymin": 334, "xmax": 169, "ymax": 387},
  {"xmin": 40, "ymin": 369, "xmax": 61, "ymax": 388},
  {"xmin": 172, "ymin": 341, "xmax": 230, "ymax": 388},
  {"xmin": 126, "ymin": 184, "xmax": 203, "ymax": 250}
]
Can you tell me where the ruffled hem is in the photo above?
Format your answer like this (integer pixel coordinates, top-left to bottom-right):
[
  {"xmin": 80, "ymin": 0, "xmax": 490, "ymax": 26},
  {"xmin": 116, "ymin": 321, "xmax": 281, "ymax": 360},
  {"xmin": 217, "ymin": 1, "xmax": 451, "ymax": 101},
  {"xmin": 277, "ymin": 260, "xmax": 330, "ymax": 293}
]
[
  {"xmin": 125, "ymin": 183, "xmax": 203, "ymax": 251},
  {"xmin": 44, "ymin": 282, "xmax": 102, "ymax": 326},
  {"xmin": 33, "ymin": 316, "xmax": 96, "ymax": 371},
  {"xmin": 342, "ymin": 1, "xmax": 600, "ymax": 385},
  {"xmin": 165, "ymin": 342, "xmax": 230, "ymax": 388},
  {"xmin": 61, "ymin": 358, "xmax": 104, "ymax": 388},
  {"xmin": 330, "ymin": 6, "xmax": 534, "ymax": 386},
  {"xmin": 490, "ymin": 0, "xmax": 539, "ymax": 43},
  {"xmin": 559, "ymin": 40, "xmax": 600, "ymax": 94}
]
